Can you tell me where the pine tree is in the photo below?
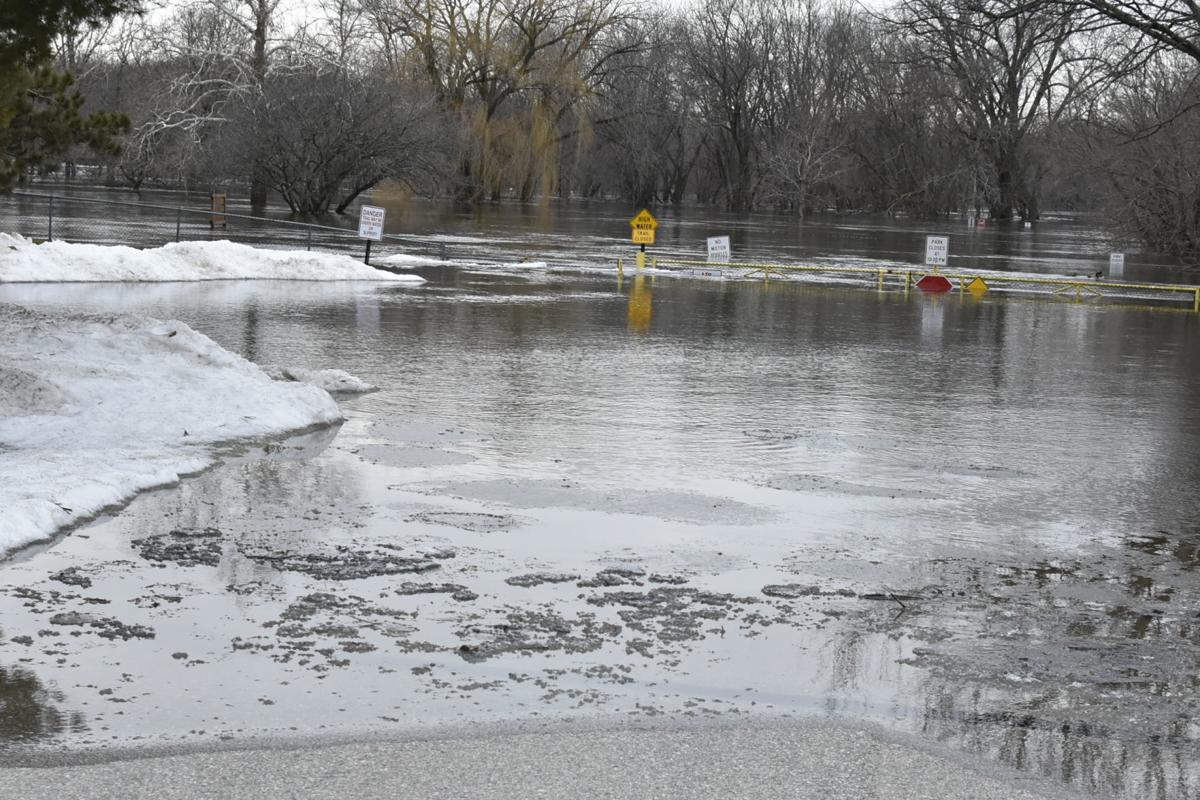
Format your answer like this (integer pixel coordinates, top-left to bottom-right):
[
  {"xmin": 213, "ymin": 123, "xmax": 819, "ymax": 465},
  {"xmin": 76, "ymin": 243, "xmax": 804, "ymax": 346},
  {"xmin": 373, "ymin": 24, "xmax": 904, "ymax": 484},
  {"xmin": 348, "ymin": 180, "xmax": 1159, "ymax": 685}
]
[{"xmin": 0, "ymin": 0, "xmax": 139, "ymax": 191}]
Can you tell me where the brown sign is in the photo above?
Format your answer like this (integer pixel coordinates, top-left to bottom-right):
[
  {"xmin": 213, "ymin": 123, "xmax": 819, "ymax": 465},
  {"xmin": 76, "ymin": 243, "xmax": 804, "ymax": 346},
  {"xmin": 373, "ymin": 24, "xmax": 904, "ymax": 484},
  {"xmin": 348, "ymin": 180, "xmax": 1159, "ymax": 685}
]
[{"xmin": 211, "ymin": 193, "xmax": 227, "ymax": 230}]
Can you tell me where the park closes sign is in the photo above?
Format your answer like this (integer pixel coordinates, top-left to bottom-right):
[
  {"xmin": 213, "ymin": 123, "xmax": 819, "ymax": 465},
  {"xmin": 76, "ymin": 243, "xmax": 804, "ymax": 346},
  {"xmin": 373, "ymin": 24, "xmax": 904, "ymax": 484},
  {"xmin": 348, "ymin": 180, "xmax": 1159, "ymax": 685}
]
[
  {"xmin": 358, "ymin": 205, "xmax": 386, "ymax": 241},
  {"xmin": 925, "ymin": 235, "xmax": 948, "ymax": 267}
]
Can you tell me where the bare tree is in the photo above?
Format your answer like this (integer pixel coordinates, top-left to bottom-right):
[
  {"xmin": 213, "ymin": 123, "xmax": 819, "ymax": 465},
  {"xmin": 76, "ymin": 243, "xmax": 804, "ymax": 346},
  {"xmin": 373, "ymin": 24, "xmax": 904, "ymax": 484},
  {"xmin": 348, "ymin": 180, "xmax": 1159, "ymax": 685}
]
[
  {"xmin": 1084, "ymin": 52, "xmax": 1200, "ymax": 257},
  {"xmin": 248, "ymin": 68, "xmax": 449, "ymax": 215},
  {"xmin": 841, "ymin": 25, "xmax": 972, "ymax": 215},
  {"xmin": 114, "ymin": 5, "xmax": 251, "ymax": 188},
  {"xmin": 203, "ymin": 0, "xmax": 283, "ymax": 207},
  {"xmin": 581, "ymin": 14, "xmax": 703, "ymax": 204},
  {"xmin": 1056, "ymin": 0, "xmax": 1200, "ymax": 64},
  {"xmin": 759, "ymin": 0, "xmax": 861, "ymax": 216},
  {"xmin": 681, "ymin": 0, "xmax": 784, "ymax": 212},
  {"xmin": 890, "ymin": 0, "xmax": 1105, "ymax": 220}
]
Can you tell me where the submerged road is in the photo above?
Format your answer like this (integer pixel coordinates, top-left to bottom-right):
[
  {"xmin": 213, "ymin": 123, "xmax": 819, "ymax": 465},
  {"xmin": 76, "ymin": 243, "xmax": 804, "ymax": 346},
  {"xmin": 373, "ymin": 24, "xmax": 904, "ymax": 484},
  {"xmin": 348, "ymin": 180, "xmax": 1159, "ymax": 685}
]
[{"xmin": 0, "ymin": 724, "xmax": 1080, "ymax": 799}]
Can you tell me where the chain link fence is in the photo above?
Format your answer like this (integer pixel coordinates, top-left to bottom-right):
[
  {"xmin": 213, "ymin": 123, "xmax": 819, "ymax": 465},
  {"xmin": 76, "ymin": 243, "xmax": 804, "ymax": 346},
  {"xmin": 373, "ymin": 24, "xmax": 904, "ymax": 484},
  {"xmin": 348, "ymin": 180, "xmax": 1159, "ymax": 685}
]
[{"xmin": 0, "ymin": 189, "xmax": 451, "ymax": 264}]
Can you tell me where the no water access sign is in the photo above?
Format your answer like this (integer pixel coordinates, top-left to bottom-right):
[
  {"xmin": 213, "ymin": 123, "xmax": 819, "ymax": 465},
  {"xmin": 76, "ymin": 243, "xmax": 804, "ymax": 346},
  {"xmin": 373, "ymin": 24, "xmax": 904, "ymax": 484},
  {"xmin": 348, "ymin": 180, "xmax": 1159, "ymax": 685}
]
[{"xmin": 706, "ymin": 235, "xmax": 730, "ymax": 263}]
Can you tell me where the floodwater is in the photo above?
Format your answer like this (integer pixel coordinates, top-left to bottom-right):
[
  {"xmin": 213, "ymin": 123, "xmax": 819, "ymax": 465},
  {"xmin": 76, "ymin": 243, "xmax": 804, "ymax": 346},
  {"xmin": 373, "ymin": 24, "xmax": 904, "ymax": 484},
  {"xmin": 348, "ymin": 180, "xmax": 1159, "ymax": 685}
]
[
  {"xmin": 1, "ymin": 208, "xmax": 1199, "ymax": 800},
  {"xmin": 4, "ymin": 182, "xmax": 1195, "ymax": 284}
]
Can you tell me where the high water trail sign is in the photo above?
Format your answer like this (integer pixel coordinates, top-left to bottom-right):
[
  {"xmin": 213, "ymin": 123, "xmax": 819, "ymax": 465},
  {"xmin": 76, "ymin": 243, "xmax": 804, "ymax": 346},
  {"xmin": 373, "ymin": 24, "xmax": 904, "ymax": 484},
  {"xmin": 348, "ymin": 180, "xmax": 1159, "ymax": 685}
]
[{"xmin": 630, "ymin": 209, "xmax": 658, "ymax": 244}]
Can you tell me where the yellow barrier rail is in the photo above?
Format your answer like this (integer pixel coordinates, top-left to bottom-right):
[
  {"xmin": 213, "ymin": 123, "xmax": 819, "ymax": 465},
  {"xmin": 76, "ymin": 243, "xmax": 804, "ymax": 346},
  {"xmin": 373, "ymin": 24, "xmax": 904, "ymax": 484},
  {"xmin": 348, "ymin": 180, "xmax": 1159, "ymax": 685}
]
[{"xmin": 650, "ymin": 258, "xmax": 1200, "ymax": 312}]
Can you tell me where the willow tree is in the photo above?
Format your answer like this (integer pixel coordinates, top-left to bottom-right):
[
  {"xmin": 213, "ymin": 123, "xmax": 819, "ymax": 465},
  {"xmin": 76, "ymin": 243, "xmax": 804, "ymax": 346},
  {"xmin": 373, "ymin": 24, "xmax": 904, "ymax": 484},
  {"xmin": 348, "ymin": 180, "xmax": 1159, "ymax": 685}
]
[{"xmin": 365, "ymin": 0, "xmax": 635, "ymax": 203}]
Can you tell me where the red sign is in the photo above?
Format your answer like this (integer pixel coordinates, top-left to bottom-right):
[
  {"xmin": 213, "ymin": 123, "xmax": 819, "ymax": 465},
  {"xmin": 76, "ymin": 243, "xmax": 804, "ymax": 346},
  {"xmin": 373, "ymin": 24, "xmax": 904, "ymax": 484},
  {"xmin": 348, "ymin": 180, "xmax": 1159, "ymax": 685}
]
[{"xmin": 917, "ymin": 274, "xmax": 953, "ymax": 293}]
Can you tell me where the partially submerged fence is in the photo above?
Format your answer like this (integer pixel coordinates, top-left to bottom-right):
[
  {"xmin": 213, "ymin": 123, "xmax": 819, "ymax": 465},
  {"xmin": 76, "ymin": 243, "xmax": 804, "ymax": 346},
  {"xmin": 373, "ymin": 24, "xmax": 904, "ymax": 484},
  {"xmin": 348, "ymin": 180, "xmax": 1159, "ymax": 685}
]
[
  {"xmin": 0, "ymin": 190, "xmax": 447, "ymax": 262},
  {"xmin": 650, "ymin": 258, "xmax": 1200, "ymax": 312}
]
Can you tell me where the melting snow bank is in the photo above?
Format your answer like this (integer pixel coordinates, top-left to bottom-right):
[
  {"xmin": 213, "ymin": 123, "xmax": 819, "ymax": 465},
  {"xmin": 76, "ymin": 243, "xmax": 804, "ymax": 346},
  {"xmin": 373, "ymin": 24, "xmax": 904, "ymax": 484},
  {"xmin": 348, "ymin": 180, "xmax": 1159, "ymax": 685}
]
[
  {"xmin": 0, "ymin": 235, "xmax": 425, "ymax": 283},
  {"xmin": 378, "ymin": 252, "xmax": 548, "ymax": 271},
  {"xmin": 0, "ymin": 303, "xmax": 344, "ymax": 556},
  {"xmin": 262, "ymin": 365, "xmax": 376, "ymax": 393}
]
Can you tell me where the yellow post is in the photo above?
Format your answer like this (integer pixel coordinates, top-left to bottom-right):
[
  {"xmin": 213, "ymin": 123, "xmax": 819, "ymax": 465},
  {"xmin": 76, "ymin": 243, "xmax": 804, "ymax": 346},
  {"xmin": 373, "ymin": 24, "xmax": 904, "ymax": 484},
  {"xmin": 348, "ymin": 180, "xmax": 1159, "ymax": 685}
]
[
  {"xmin": 905, "ymin": 271, "xmax": 912, "ymax": 292},
  {"xmin": 636, "ymin": 250, "xmax": 646, "ymax": 270},
  {"xmin": 617, "ymin": 258, "xmax": 624, "ymax": 277},
  {"xmin": 1194, "ymin": 288, "xmax": 1199, "ymax": 313},
  {"xmin": 877, "ymin": 269, "xmax": 884, "ymax": 290}
]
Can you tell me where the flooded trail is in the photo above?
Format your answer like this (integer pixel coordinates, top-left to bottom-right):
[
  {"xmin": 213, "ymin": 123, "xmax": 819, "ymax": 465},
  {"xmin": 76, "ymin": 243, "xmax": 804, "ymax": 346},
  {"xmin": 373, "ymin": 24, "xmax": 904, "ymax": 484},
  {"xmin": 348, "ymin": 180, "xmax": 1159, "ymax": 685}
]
[{"xmin": 1, "ymin": 265, "xmax": 1198, "ymax": 799}]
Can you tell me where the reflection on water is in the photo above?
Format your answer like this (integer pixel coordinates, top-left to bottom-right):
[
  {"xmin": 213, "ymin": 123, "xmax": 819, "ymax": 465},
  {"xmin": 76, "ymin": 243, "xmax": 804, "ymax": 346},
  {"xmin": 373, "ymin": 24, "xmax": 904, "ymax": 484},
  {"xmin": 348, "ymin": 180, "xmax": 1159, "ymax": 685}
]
[
  {"xmin": 627, "ymin": 274, "xmax": 652, "ymax": 333},
  {"xmin": 0, "ymin": 665, "xmax": 86, "ymax": 743},
  {"xmin": 821, "ymin": 528, "xmax": 1200, "ymax": 798}
]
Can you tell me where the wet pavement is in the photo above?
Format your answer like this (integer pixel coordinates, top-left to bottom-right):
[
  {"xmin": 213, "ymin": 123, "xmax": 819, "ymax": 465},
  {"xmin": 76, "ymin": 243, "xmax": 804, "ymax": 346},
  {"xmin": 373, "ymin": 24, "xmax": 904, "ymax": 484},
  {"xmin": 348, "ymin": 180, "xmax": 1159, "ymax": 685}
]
[
  {"xmin": 1, "ymin": 258, "xmax": 1199, "ymax": 799},
  {"xmin": 0, "ymin": 724, "xmax": 1087, "ymax": 800}
]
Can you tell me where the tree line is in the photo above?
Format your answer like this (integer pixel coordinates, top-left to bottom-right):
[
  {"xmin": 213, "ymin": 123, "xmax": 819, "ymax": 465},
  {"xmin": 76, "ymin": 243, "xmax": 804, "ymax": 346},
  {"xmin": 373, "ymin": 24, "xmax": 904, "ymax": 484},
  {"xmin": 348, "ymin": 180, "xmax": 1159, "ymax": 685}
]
[{"xmin": 4, "ymin": 0, "xmax": 1200, "ymax": 259}]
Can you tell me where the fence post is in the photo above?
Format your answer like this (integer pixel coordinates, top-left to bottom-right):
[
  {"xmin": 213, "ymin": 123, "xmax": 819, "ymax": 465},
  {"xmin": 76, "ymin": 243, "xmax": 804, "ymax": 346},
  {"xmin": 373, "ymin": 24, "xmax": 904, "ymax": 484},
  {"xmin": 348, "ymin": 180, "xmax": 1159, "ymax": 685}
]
[
  {"xmin": 175, "ymin": 207, "xmax": 181, "ymax": 243},
  {"xmin": 47, "ymin": 196, "xmax": 53, "ymax": 242}
]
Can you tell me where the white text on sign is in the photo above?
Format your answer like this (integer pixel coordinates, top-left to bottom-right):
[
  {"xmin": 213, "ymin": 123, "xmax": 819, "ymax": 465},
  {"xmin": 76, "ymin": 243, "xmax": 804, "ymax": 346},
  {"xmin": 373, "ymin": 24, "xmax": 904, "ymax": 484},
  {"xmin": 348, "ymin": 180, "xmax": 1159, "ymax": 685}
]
[
  {"xmin": 925, "ymin": 235, "xmax": 948, "ymax": 267},
  {"xmin": 706, "ymin": 235, "xmax": 731, "ymax": 263},
  {"xmin": 358, "ymin": 205, "xmax": 386, "ymax": 241}
]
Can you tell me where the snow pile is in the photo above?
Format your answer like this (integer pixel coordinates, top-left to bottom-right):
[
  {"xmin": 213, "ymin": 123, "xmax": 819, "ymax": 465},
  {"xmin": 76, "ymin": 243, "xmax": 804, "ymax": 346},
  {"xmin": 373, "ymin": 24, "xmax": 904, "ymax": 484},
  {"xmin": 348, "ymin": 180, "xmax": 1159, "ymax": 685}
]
[
  {"xmin": 0, "ymin": 235, "xmax": 426, "ymax": 284},
  {"xmin": 0, "ymin": 303, "xmax": 344, "ymax": 555},
  {"xmin": 262, "ymin": 365, "xmax": 376, "ymax": 393},
  {"xmin": 378, "ymin": 253, "xmax": 446, "ymax": 269},
  {"xmin": 377, "ymin": 252, "xmax": 548, "ymax": 271}
]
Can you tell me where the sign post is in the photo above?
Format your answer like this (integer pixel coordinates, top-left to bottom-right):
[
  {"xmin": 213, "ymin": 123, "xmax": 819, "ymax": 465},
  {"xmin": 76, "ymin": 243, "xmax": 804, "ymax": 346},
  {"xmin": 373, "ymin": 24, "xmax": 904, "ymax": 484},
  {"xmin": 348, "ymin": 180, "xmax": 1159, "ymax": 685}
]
[
  {"xmin": 358, "ymin": 204, "xmax": 386, "ymax": 264},
  {"xmin": 918, "ymin": 235, "xmax": 952, "ymax": 293},
  {"xmin": 629, "ymin": 209, "xmax": 658, "ymax": 269},
  {"xmin": 1109, "ymin": 252, "xmax": 1125, "ymax": 279}
]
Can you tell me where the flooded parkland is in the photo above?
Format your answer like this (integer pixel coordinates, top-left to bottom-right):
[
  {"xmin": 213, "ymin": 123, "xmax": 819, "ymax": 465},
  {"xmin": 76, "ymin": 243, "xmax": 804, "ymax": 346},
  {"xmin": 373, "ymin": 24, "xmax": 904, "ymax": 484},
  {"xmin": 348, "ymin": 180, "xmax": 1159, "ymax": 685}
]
[{"xmin": 0, "ymin": 207, "xmax": 1198, "ymax": 799}]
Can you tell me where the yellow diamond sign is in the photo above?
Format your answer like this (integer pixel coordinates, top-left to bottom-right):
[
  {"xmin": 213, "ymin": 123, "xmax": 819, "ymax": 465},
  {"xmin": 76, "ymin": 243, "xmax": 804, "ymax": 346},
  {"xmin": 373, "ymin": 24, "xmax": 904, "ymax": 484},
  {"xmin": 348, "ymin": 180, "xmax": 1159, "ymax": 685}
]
[
  {"xmin": 630, "ymin": 209, "xmax": 658, "ymax": 245},
  {"xmin": 967, "ymin": 277, "xmax": 989, "ymax": 296}
]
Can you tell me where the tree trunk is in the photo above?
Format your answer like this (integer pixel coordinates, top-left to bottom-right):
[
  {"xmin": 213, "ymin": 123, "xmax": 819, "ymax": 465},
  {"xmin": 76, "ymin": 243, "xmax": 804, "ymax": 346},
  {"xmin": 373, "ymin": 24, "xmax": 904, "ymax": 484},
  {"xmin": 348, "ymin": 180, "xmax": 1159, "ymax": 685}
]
[
  {"xmin": 249, "ymin": 10, "xmax": 269, "ymax": 212},
  {"xmin": 992, "ymin": 164, "xmax": 1016, "ymax": 221}
]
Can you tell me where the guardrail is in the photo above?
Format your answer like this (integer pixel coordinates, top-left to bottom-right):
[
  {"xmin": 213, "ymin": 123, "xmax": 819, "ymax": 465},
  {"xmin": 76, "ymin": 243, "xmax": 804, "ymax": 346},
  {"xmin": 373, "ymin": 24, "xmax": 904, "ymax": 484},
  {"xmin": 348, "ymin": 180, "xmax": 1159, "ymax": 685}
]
[{"xmin": 650, "ymin": 258, "xmax": 1200, "ymax": 312}]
